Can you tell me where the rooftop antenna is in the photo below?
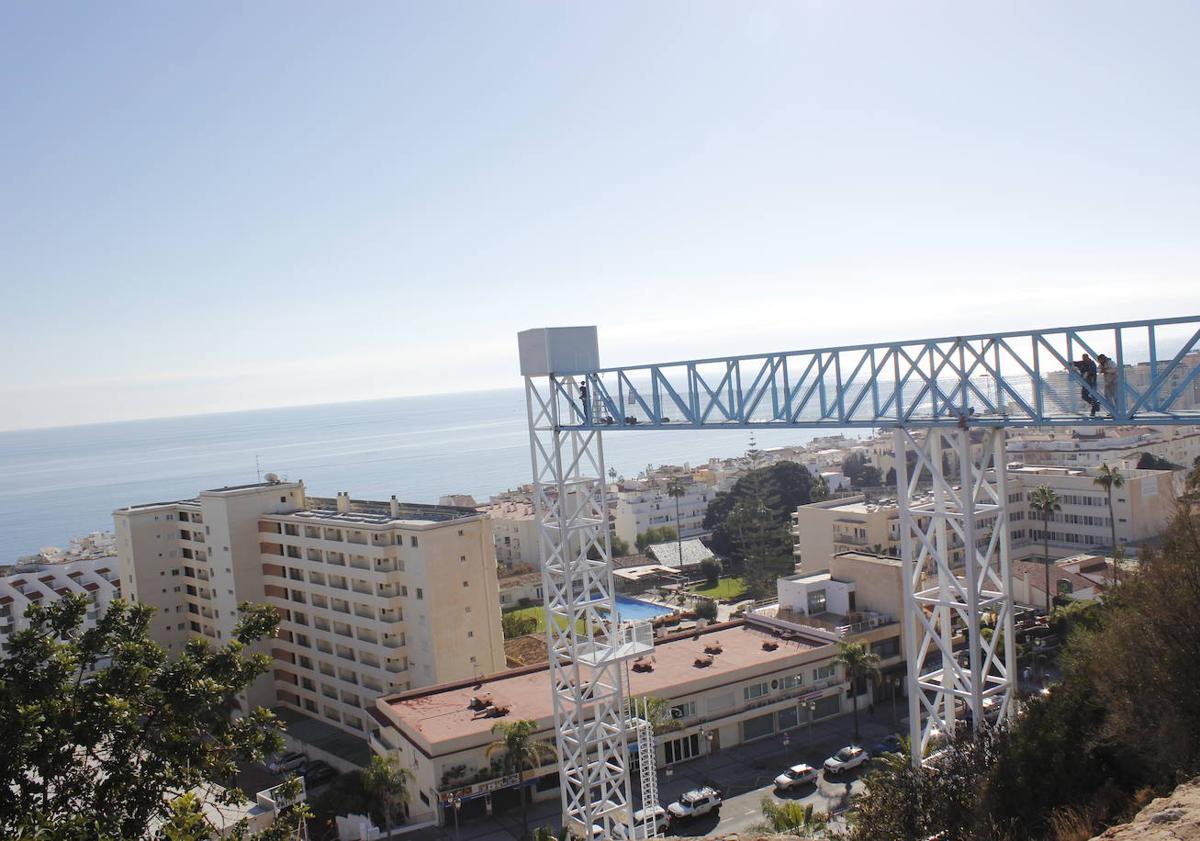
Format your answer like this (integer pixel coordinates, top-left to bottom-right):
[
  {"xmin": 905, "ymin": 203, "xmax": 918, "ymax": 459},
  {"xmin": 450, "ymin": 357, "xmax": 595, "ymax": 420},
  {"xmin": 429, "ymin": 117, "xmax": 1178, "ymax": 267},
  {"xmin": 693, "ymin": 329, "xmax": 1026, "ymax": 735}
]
[{"xmin": 256, "ymin": 455, "xmax": 262, "ymax": 482}]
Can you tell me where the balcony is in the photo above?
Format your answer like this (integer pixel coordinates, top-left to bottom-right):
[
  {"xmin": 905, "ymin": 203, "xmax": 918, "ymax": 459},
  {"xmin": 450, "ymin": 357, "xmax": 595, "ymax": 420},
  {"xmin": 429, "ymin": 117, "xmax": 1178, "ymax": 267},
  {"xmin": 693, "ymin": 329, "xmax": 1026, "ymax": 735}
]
[
  {"xmin": 352, "ymin": 582, "xmax": 372, "ymax": 596},
  {"xmin": 832, "ymin": 533, "xmax": 869, "ymax": 547},
  {"xmin": 354, "ymin": 605, "xmax": 374, "ymax": 620},
  {"xmin": 357, "ymin": 629, "xmax": 378, "ymax": 644},
  {"xmin": 386, "ymin": 661, "xmax": 408, "ymax": 673}
]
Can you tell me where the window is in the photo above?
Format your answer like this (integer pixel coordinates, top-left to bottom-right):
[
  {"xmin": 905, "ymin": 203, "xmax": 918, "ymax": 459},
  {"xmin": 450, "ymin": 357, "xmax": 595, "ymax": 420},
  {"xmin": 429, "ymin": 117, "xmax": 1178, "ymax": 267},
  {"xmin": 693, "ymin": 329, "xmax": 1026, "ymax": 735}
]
[
  {"xmin": 458, "ymin": 529, "xmax": 464, "ymax": 536},
  {"xmin": 780, "ymin": 674, "xmax": 802, "ymax": 690},
  {"xmin": 462, "ymin": 581, "xmax": 469, "ymax": 588},
  {"xmin": 807, "ymin": 589, "xmax": 827, "ymax": 615},
  {"xmin": 670, "ymin": 701, "xmax": 696, "ymax": 719},
  {"xmin": 401, "ymin": 585, "xmax": 408, "ymax": 597},
  {"xmin": 467, "ymin": 631, "xmax": 474, "ymax": 639},
  {"xmin": 416, "ymin": 588, "xmax": 423, "ymax": 600},
  {"xmin": 813, "ymin": 663, "xmax": 837, "ymax": 682},
  {"xmin": 663, "ymin": 733, "xmax": 701, "ymax": 763},
  {"xmin": 410, "ymin": 536, "xmax": 419, "ymax": 548},
  {"xmin": 742, "ymin": 712, "xmax": 775, "ymax": 741},
  {"xmin": 460, "ymin": 555, "xmax": 467, "ymax": 562},
  {"xmin": 743, "ymin": 681, "xmax": 769, "ymax": 701}
]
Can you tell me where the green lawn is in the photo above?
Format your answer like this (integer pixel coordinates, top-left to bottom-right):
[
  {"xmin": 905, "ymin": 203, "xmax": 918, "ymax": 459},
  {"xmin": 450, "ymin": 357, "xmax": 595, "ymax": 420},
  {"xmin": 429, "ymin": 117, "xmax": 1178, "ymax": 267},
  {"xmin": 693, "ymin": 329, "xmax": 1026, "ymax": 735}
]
[
  {"xmin": 503, "ymin": 605, "xmax": 587, "ymax": 634},
  {"xmin": 687, "ymin": 577, "xmax": 748, "ymax": 601}
]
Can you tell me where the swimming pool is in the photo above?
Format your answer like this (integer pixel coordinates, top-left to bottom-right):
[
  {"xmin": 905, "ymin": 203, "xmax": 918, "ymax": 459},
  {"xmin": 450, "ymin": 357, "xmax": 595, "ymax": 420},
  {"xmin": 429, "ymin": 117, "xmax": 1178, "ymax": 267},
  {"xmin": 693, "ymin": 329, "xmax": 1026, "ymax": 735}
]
[{"xmin": 614, "ymin": 595, "xmax": 674, "ymax": 622}]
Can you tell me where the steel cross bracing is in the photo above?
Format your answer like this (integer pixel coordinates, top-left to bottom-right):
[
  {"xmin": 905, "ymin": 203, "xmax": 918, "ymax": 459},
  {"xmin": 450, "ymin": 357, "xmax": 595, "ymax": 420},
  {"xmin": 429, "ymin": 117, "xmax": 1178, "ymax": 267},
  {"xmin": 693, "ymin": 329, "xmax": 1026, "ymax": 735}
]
[
  {"xmin": 524, "ymin": 373, "xmax": 654, "ymax": 840},
  {"xmin": 521, "ymin": 315, "xmax": 1200, "ymax": 823},
  {"xmin": 894, "ymin": 427, "xmax": 1019, "ymax": 763},
  {"xmin": 555, "ymin": 315, "xmax": 1200, "ymax": 431}
]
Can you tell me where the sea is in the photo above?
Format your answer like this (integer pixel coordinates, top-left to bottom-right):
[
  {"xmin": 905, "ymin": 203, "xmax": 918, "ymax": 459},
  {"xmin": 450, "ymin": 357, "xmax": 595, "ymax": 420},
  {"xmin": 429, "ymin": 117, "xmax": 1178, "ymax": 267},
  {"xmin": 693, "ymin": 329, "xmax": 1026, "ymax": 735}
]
[{"xmin": 0, "ymin": 388, "xmax": 832, "ymax": 563}]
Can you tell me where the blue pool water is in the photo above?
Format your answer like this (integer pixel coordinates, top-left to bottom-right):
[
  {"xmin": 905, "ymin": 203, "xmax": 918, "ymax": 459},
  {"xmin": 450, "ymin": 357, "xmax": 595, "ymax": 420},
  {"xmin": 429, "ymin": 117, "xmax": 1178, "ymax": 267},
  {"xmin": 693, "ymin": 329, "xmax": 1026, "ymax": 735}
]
[{"xmin": 614, "ymin": 595, "xmax": 673, "ymax": 622}]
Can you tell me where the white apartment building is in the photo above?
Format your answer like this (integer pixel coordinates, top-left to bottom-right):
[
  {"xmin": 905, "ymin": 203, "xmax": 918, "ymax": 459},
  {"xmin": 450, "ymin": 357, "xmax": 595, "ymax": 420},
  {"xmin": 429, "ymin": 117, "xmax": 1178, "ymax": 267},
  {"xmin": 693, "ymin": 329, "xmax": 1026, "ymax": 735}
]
[
  {"xmin": 793, "ymin": 465, "xmax": 1179, "ymax": 567},
  {"xmin": 0, "ymin": 556, "xmax": 121, "ymax": 656},
  {"xmin": 114, "ymin": 481, "xmax": 506, "ymax": 739},
  {"xmin": 612, "ymin": 479, "xmax": 713, "ymax": 547},
  {"xmin": 368, "ymin": 547, "xmax": 911, "ymax": 827},
  {"xmin": 477, "ymin": 497, "xmax": 540, "ymax": 569},
  {"xmin": 1008, "ymin": 426, "xmax": 1200, "ymax": 471}
]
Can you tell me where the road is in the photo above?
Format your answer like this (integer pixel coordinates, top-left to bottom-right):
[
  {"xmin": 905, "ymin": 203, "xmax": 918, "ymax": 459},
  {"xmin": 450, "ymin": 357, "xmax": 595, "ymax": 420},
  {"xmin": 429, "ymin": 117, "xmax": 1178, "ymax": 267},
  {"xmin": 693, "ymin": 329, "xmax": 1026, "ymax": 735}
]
[{"xmin": 666, "ymin": 762, "xmax": 869, "ymax": 837}]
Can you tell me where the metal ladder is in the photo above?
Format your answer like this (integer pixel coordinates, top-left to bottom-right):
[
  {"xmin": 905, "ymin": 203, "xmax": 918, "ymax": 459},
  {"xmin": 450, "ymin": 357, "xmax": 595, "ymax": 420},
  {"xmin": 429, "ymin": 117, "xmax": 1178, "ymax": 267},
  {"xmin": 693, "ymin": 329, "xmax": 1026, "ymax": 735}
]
[{"xmin": 626, "ymin": 695, "xmax": 661, "ymax": 838}]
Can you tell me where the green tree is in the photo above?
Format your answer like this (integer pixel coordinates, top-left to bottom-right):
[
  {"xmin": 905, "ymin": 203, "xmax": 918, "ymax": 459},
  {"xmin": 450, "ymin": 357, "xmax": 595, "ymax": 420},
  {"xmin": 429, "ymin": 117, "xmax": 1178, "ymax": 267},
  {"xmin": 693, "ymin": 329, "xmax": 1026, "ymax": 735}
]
[
  {"xmin": 631, "ymin": 694, "xmax": 683, "ymax": 736},
  {"xmin": 501, "ymin": 612, "xmax": 538, "ymax": 639},
  {"xmin": 609, "ymin": 533, "xmax": 631, "ymax": 557},
  {"xmin": 811, "ymin": 473, "xmax": 830, "ymax": 502},
  {"xmin": 858, "ymin": 464, "xmax": 883, "ymax": 488},
  {"xmin": 486, "ymin": 720, "xmax": 556, "ymax": 840},
  {"xmin": 703, "ymin": 463, "xmax": 813, "ymax": 559},
  {"xmin": 699, "ymin": 558, "xmax": 721, "ymax": 587},
  {"xmin": 361, "ymin": 754, "xmax": 414, "ymax": 838},
  {"xmin": 0, "ymin": 595, "xmax": 305, "ymax": 840},
  {"xmin": 834, "ymin": 640, "xmax": 881, "ymax": 740},
  {"xmin": 694, "ymin": 599, "xmax": 718, "ymax": 622},
  {"xmin": 1094, "ymin": 463, "xmax": 1125, "ymax": 583},
  {"xmin": 1136, "ymin": 452, "xmax": 1181, "ymax": 471},
  {"xmin": 755, "ymin": 796, "xmax": 827, "ymax": 836},
  {"xmin": 1029, "ymin": 484, "xmax": 1061, "ymax": 614},
  {"xmin": 665, "ymin": 477, "xmax": 687, "ymax": 567},
  {"xmin": 635, "ymin": 525, "xmax": 678, "ymax": 553}
]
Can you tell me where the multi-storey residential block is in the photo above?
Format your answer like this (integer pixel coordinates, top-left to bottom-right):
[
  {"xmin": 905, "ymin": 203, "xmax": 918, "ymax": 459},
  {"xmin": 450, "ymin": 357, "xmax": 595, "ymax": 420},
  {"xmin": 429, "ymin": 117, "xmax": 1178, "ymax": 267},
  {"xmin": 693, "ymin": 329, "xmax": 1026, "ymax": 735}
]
[
  {"xmin": 478, "ymin": 496, "xmax": 540, "ymax": 569},
  {"xmin": 612, "ymin": 479, "xmax": 713, "ymax": 547},
  {"xmin": 1007, "ymin": 426, "xmax": 1200, "ymax": 471},
  {"xmin": 792, "ymin": 465, "xmax": 1180, "ymax": 568},
  {"xmin": 366, "ymin": 545, "xmax": 917, "ymax": 827},
  {"xmin": 114, "ymin": 481, "xmax": 506, "ymax": 739},
  {"xmin": 1, "ymin": 556, "xmax": 121, "ymax": 656},
  {"xmin": 369, "ymin": 619, "xmax": 853, "ymax": 827}
]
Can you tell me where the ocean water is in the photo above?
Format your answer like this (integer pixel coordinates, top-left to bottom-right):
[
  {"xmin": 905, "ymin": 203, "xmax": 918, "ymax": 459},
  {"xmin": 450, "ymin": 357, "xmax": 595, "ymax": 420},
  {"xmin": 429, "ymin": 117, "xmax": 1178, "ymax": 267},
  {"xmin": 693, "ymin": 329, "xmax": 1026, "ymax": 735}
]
[{"xmin": 0, "ymin": 389, "xmax": 827, "ymax": 563}]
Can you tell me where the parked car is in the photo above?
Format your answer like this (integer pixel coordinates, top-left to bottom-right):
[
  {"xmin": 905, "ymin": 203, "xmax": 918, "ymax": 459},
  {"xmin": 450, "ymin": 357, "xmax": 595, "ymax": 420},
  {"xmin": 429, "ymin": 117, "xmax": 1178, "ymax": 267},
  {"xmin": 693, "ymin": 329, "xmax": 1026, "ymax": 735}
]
[
  {"xmin": 823, "ymin": 745, "xmax": 868, "ymax": 775},
  {"xmin": 303, "ymin": 760, "xmax": 337, "ymax": 787},
  {"xmin": 632, "ymin": 805, "xmax": 669, "ymax": 836},
  {"xmin": 868, "ymin": 734, "xmax": 904, "ymax": 757},
  {"xmin": 667, "ymin": 786, "xmax": 723, "ymax": 821},
  {"xmin": 267, "ymin": 751, "xmax": 306, "ymax": 774},
  {"xmin": 773, "ymin": 763, "xmax": 819, "ymax": 790}
]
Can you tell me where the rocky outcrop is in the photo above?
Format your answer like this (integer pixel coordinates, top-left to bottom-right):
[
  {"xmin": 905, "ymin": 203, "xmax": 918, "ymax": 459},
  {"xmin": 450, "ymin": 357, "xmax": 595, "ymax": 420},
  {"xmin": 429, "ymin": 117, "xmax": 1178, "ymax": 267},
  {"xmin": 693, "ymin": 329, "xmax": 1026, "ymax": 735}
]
[{"xmin": 1095, "ymin": 780, "xmax": 1200, "ymax": 840}]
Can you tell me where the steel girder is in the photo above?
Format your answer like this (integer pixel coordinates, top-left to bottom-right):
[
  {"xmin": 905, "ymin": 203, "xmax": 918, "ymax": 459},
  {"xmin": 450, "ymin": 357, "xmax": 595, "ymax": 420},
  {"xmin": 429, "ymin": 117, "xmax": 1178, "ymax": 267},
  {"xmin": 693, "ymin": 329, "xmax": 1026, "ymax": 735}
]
[
  {"xmin": 894, "ymin": 427, "xmax": 1018, "ymax": 764},
  {"xmin": 553, "ymin": 315, "xmax": 1200, "ymax": 431}
]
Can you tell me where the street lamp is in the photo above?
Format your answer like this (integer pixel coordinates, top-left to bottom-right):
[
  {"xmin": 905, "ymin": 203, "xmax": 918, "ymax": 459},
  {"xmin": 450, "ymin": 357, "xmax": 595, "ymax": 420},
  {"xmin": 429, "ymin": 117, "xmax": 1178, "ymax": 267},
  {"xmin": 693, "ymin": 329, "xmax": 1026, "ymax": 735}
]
[
  {"xmin": 451, "ymin": 796, "xmax": 462, "ymax": 840},
  {"xmin": 891, "ymin": 676, "xmax": 902, "ymax": 725},
  {"xmin": 700, "ymin": 727, "xmax": 715, "ymax": 778},
  {"xmin": 805, "ymin": 701, "xmax": 817, "ymax": 745}
]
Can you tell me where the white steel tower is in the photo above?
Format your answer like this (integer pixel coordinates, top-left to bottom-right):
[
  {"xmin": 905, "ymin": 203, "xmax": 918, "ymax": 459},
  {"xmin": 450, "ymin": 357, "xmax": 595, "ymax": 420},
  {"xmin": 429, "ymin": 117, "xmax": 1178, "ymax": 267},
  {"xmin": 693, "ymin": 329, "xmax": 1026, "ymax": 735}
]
[{"xmin": 519, "ymin": 328, "xmax": 655, "ymax": 840}]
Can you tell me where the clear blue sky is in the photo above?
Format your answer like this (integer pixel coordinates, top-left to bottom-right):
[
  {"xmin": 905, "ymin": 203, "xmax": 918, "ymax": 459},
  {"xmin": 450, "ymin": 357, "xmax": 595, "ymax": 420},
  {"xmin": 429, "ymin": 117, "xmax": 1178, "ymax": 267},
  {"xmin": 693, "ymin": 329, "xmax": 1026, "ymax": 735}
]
[{"xmin": 3, "ymin": 1, "xmax": 1199, "ymax": 430}]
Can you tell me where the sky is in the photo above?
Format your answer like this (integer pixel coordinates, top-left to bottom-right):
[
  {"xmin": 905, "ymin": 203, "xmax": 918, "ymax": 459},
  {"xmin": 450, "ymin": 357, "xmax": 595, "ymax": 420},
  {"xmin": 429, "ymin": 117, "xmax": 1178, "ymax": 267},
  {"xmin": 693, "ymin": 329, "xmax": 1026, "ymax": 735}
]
[{"xmin": 3, "ymin": 1, "xmax": 1199, "ymax": 431}]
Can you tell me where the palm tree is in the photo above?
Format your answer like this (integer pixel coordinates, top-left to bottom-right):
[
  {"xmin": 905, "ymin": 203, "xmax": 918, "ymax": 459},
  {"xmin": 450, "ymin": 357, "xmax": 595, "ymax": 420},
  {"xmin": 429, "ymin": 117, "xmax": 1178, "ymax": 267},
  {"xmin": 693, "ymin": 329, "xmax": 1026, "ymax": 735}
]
[
  {"xmin": 486, "ymin": 720, "xmax": 556, "ymax": 840},
  {"xmin": 834, "ymin": 640, "xmax": 881, "ymax": 740},
  {"xmin": 1094, "ymin": 463, "xmax": 1125, "ymax": 585},
  {"xmin": 361, "ymin": 753, "xmax": 414, "ymax": 838},
  {"xmin": 665, "ymin": 477, "xmax": 687, "ymax": 567},
  {"xmin": 1029, "ymin": 484, "xmax": 1061, "ymax": 614}
]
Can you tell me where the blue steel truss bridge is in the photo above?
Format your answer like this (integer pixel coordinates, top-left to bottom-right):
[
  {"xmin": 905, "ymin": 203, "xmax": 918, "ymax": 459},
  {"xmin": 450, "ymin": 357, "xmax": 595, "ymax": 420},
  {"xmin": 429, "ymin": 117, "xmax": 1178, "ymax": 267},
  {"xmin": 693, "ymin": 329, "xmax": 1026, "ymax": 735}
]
[{"xmin": 517, "ymin": 315, "xmax": 1200, "ymax": 840}]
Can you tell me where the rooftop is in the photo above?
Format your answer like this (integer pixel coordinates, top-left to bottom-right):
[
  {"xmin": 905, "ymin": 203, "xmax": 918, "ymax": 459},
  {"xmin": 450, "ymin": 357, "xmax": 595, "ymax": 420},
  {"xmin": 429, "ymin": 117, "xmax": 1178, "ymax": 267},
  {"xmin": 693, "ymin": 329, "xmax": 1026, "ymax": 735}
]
[{"xmin": 381, "ymin": 620, "xmax": 826, "ymax": 749}]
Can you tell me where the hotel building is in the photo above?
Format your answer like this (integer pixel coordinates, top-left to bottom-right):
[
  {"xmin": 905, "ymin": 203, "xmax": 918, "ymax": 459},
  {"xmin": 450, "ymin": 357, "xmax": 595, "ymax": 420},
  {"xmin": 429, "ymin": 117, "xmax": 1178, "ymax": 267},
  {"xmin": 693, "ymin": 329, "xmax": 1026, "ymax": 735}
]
[{"xmin": 114, "ymin": 480, "xmax": 506, "ymax": 739}]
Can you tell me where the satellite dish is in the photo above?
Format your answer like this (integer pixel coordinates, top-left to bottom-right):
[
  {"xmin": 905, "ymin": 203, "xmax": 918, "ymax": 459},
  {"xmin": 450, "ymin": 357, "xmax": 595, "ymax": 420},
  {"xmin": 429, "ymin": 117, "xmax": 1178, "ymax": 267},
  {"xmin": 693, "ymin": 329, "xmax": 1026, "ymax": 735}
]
[{"xmin": 264, "ymin": 472, "xmax": 281, "ymax": 484}]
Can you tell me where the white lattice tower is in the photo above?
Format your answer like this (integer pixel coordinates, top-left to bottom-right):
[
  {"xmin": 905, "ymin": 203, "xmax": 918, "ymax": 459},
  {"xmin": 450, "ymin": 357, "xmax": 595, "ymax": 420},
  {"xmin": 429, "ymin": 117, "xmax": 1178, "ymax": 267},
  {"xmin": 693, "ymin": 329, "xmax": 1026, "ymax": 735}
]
[
  {"xmin": 894, "ymin": 427, "xmax": 1017, "ymax": 764},
  {"xmin": 521, "ymin": 327, "xmax": 653, "ymax": 839}
]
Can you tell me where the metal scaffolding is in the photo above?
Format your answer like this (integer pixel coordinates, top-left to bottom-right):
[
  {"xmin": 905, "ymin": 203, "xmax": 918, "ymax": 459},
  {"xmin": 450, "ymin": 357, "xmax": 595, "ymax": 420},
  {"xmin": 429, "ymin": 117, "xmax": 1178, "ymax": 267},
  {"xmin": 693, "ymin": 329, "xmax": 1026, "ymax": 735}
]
[{"xmin": 519, "ymin": 316, "xmax": 1200, "ymax": 835}]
